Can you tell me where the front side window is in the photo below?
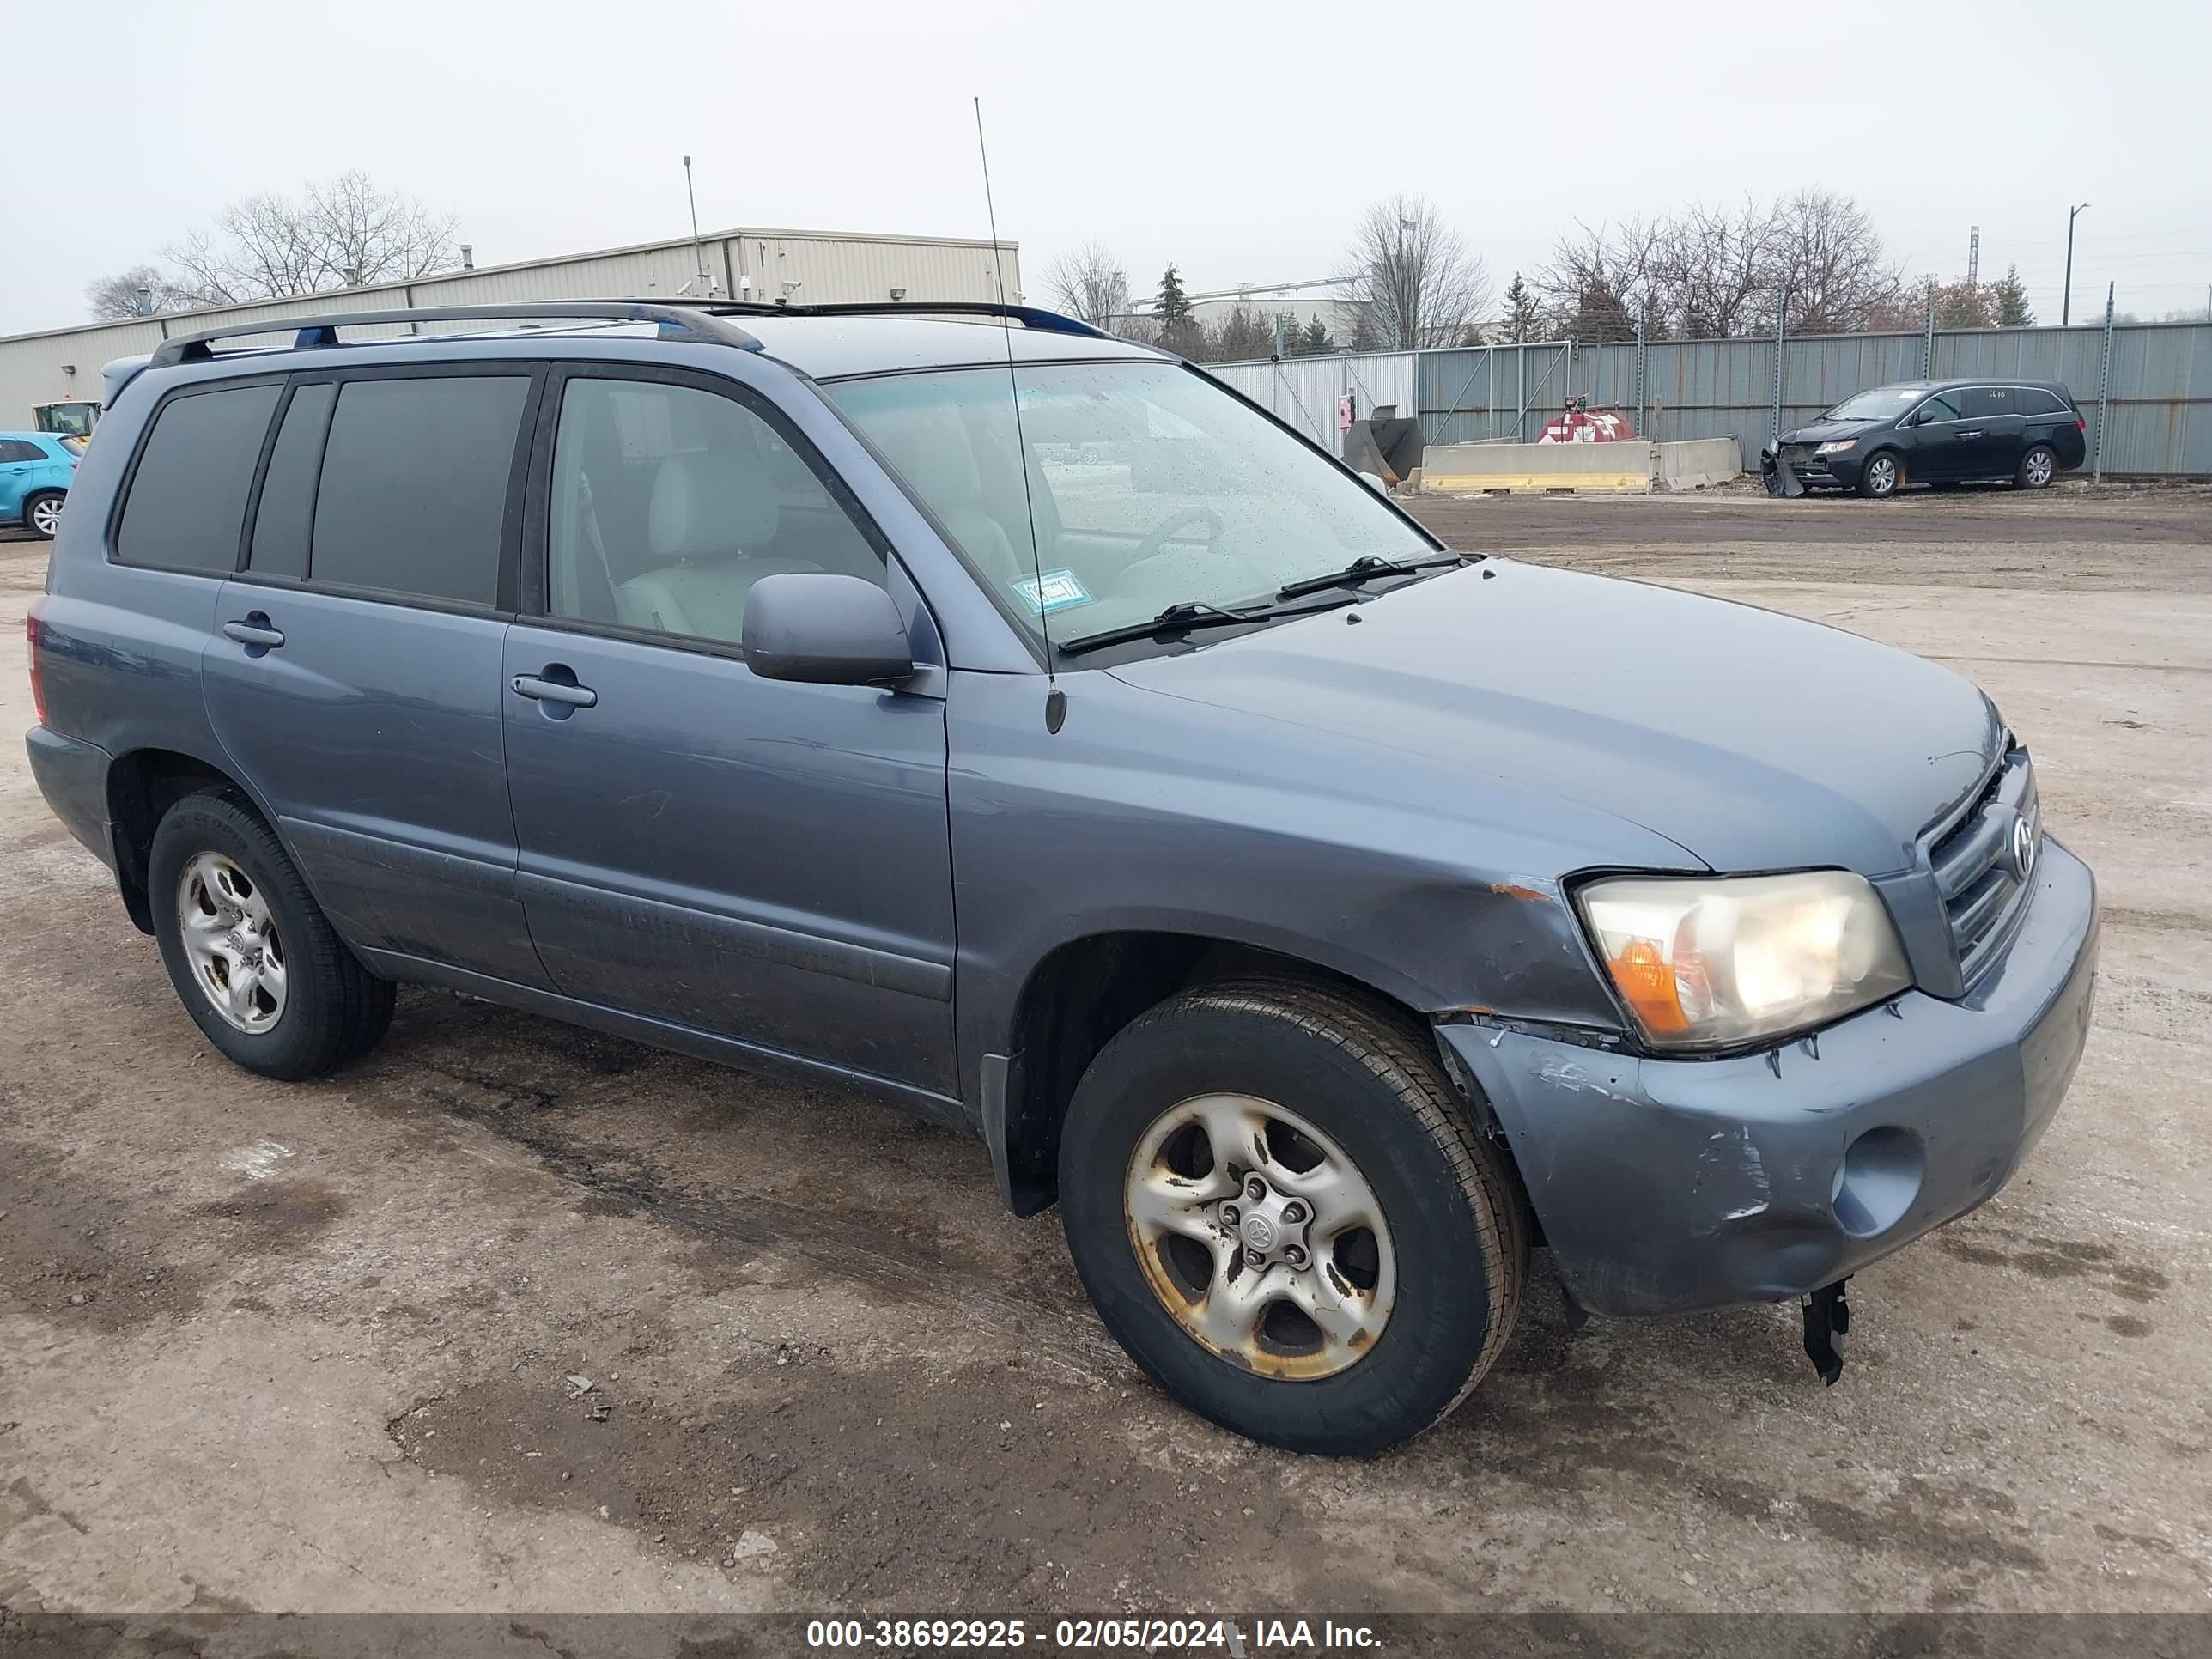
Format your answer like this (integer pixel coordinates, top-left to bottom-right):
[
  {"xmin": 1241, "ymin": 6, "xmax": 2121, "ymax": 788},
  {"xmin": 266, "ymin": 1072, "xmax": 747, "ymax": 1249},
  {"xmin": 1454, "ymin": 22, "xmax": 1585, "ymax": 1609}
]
[
  {"xmin": 825, "ymin": 361, "xmax": 1437, "ymax": 647},
  {"xmin": 309, "ymin": 375, "xmax": 529, "ymax": 605},
  {"xmin": 546, "ymin": 376, "xmax": 883, "ymax": 647},
  {"xmin": 116, "ymin": 383, "xmax": 283, "ymax": 574},
  {"xmin": 1912, "ymin": 392, "xmax": 1966, "ymax": 424}
]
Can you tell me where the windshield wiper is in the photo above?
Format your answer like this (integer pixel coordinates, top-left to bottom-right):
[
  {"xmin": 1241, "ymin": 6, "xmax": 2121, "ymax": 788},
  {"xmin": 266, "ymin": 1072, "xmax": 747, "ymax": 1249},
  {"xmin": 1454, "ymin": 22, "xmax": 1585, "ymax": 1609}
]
[
  {"xmin": 1057, "ymin": 596, "xmax": 1356, "ymax": 657},
  {"xmin": 1275, "ymin": 550, "xmax": 1474, "ymax": 600}
]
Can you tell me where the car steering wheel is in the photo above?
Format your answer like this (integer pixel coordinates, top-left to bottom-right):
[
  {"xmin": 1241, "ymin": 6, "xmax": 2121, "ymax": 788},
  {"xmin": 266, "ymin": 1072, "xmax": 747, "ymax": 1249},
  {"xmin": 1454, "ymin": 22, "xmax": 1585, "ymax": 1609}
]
[{"xmin": 1127, "ymin": 505, "xmax": 1229, "ymax": 564}]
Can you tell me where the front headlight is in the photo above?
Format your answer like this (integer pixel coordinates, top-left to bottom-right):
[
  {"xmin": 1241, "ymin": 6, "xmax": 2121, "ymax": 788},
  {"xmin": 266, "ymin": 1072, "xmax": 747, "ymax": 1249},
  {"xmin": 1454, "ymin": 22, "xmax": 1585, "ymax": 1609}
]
[
  {"xmin": 1814, "ymin": 439, "xmax": 1858, "ymax": 455},
  {"xmin": 1577, "ymin": 871, "xmax": 1911, "ymax": 1051}
]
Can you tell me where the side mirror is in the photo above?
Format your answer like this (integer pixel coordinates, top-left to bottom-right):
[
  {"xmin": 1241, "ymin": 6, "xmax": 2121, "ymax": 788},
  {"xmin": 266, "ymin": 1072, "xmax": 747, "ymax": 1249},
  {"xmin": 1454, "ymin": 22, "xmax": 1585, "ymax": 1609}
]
[
  {"xmin": 741, "ymin": 573, "xmax": 915, "ymax": 687},
  {"xmin": 1358, "ymin": 471, "xmax": 1389, "ymax": 494},
  {"xmin": 1907, "ymin": 409, "xmax": 1929, "ymax": 426}
]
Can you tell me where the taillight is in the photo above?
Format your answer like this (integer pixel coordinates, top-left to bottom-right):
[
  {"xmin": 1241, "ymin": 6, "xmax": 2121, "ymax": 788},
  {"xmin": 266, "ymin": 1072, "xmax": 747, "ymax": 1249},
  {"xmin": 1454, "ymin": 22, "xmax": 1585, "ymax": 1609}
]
[
  {"xmin": 26, "ymin": 603, "xmax": 47, "ymax": 727},
  {"xmin": 2077, "ymin": 416, "xmax": 2087, "ymax": 432}
]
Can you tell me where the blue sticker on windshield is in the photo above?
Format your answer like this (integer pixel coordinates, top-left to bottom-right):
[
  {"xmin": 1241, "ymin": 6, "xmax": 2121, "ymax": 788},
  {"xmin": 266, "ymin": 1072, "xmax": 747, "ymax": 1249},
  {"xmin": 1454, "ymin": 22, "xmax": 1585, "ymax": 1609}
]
[{"xmin": 1014, "ymin": 568, "xmax": 1093, "ymax": 615}]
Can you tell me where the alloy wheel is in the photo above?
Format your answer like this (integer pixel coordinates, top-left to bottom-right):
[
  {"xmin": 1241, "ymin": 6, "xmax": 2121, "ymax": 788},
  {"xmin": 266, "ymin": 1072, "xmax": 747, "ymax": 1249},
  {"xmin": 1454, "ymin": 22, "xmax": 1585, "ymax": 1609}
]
[
  {"xmin": 177, "ymin": 851, "xmax": 288, "ymax": 1033},
  {"xmin": 28, "ymin": 496, "xmax": 62, "ymax": 537},
  {"xmin": 1124, "ymin": 1093, "xmax": 1396, "ymax": 1380}
]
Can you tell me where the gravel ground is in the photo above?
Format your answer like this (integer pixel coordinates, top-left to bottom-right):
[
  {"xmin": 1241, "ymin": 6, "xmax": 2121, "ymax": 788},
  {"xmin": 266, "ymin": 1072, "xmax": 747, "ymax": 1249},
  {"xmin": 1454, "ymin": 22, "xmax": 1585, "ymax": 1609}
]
[{"xmin": 2, "ymin": 487, "xmax": 2209, "ymax": 1627}]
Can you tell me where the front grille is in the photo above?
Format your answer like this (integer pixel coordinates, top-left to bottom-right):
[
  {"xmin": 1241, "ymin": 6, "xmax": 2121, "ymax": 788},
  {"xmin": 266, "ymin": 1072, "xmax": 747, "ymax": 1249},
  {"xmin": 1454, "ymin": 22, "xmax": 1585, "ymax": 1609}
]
[{"xmin": 1924, "ymin": 747, "xmax": 2040, "ymax": 984}]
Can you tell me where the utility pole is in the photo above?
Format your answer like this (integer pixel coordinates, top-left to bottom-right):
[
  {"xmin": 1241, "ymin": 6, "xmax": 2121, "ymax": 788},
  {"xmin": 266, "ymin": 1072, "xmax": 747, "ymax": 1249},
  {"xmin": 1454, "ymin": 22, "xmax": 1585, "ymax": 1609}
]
[
  {"xmin": 683, "ymin": 155, "xmax": 714, "ymax": 297},
  {"xmin": 2063, "ymin": 202, "xmax": 2090, "ymax": 325},
  {"xmin": 1967, "ymin": 225, "xmax": 1979, "ymax": 288}
]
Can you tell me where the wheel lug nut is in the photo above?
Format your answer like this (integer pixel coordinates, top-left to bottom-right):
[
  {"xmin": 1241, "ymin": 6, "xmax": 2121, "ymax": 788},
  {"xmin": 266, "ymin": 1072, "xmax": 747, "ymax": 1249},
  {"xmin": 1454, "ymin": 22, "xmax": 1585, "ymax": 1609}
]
[
  {"xmin": 1244, "ymin": 1177, "xmax": 1266, "ymax": 1201},
  {"xmin": 1280, "ymin": 1201, "xmax": 1305, "ymax": 1224},
  {"xmin": 1285, "ymin": 1245, "xmax": 1306, "ymax": 1266},
  {"xmin": 1244, "ymin": 1249, "xmax": 1266, "ymax": 1268},
  {"xmin": 1222, "ymin": 1204, "xmax": 1239, "ymax": 1224}
]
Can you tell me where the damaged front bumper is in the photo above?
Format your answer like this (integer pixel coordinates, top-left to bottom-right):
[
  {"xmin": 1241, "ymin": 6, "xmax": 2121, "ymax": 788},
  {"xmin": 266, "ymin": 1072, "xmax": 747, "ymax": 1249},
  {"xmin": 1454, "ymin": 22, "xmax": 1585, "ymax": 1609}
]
[{"xmin": 1437, "ymin": 836, "xmax": 2099, "ymax": 1319}]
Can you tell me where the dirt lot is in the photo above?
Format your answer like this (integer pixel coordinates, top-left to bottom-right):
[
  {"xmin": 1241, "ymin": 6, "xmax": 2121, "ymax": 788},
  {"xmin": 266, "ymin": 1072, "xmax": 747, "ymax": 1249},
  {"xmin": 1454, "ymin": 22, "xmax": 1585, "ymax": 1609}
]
[{"xmin": 3, "ymin": 486, "xmax": 2209, "ymax": 1626}]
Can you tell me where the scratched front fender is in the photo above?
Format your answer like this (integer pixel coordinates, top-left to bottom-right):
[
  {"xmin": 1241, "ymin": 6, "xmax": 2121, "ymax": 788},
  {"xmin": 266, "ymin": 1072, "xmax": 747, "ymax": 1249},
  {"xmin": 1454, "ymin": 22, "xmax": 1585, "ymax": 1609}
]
[{"xmin": 1437, "ymin": 837, "xmax": 2099, "ymax": 1318}]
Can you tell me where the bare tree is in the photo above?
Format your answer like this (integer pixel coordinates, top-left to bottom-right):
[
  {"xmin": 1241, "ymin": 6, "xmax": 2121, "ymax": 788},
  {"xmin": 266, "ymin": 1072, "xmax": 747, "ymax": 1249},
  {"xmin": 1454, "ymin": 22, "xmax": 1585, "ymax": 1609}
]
[
  {"xmin": 84, "ymin": 263, "xmax": 216, "ymax": 321},
  {"xmin": 1346, "ymin": 196, "xmax": 1490, "ymax": 349},
  {"xmin": 1653, "ymin": 199, "xmax": 1779, "ymax": 338},
  {"xmin": 1044, "ymin": 241, "xmax": 1129, "ymax": 329},
  {"xmin": 1538, "ymin": 219, "xmax": 1662, "ymax": 341},
  {"xmin": 143, "ymin": 172, "xmax": 459, "ymax": 310},
  {"xmin": 1766, "ymin": 188, "xmax": 1902, "ymax": 335}
]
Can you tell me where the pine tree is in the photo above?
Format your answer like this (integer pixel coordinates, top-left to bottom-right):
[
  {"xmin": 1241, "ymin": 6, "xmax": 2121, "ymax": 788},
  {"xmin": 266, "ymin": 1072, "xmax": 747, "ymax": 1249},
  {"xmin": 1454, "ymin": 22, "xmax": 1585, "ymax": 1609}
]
[
  {"xmin": 1153, "ymin": 264, "xmax": 1201, "ymax": 357},
  {"xmin": 1990, "ymin": 264, "xmax": 2034, "ymax": 328},
  {"xmin": 1298, "ymin": 316, "xmax": 1334, "ymax": 355},
  {"xmin": 1503, "ymin": 272, "xmax": 1541, "ymax": 343}
]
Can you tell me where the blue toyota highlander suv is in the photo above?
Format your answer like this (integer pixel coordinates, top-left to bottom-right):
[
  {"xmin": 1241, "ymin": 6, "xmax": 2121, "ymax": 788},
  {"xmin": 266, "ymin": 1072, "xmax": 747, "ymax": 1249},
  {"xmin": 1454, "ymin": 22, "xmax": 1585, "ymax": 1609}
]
[{"xmin": 25, "ymin": 300, "xmax": 2098, "ymax": 1454}]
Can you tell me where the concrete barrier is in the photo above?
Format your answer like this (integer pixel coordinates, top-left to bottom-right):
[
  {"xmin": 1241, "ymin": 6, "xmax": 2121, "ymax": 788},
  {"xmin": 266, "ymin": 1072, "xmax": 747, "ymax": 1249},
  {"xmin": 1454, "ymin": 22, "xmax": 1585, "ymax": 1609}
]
[
  {"xmin": 1651, "ymin": 436, "xmax": 1743, "ymax": 491},
  {"xmin": 1418, "ymin": 436, "xmax": 1744, "ymax": 495}
]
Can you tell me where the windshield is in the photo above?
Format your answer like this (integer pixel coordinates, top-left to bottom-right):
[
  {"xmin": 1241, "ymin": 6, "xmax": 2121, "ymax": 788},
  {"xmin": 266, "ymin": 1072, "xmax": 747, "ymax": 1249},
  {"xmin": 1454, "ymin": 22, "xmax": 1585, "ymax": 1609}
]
[
  {"xmin": 1820, "ymin": 386, "xmax": 1925, "ymax": 422},
  {"xmin": 824, "ymin": 361, "xmax": 1441, "ymax": 647}
]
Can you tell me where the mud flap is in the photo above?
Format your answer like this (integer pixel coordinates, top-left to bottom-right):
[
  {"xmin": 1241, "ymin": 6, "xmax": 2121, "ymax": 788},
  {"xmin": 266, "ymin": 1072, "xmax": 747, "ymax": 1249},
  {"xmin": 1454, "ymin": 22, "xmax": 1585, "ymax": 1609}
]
[{"xmin": 1801, "ymin": 1277, "xmax": 1850, "ymax": 1385}]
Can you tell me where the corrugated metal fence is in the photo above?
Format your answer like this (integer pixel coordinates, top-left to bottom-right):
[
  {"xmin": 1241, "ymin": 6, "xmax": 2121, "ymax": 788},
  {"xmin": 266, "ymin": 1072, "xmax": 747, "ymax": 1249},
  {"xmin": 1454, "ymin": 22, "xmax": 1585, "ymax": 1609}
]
[{"xmin": 1211, "ymin": 321, "xmax": 2212, "ymax": 477}]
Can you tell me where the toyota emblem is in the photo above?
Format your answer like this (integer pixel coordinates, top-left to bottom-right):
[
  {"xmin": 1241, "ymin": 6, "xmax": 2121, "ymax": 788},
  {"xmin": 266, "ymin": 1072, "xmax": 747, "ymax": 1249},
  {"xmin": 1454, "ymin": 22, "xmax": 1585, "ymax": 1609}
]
[{"xmin": 2011, "ymin": 814, "xmax": 2038, "ymax": 880}]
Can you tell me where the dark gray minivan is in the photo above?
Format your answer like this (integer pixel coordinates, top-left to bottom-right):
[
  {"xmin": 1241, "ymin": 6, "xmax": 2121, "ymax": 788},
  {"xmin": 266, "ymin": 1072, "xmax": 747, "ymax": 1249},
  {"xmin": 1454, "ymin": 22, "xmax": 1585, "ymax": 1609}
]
[{"xmin": 26, "ymin": 301, "xmax": 2098, "ymax": 1454}]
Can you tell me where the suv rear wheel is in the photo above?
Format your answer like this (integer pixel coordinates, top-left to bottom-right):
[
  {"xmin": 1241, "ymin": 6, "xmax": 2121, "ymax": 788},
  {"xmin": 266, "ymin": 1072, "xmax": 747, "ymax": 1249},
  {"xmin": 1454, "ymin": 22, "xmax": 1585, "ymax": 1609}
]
[
  {"xmin": 2017, "ymin": 444, "xmax": 2057, "ymax": 489},
  {"xmin": 23, "ymin": 490, "xmax": 64, "ymax": 539},
  {"xmin": 1058, "ymin": 981, "xmax": 1526, "ymax": 1455},
  {"xmin": 149, "ymin": 790, "xmax": 394, "ymax": 1079}
]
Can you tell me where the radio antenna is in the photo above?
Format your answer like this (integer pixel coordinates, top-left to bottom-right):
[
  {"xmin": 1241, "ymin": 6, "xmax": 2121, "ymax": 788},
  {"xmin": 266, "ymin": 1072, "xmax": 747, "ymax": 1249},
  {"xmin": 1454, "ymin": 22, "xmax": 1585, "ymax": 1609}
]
[{"xmin": 973, "ymin": 97, "xmax": 1060, "ymax": 702}]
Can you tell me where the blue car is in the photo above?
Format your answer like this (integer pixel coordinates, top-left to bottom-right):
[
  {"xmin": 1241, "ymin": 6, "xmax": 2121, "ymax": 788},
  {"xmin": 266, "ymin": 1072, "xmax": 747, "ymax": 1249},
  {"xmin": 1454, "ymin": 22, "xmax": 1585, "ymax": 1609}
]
[{"xmin": 1, "ymin": 430, "xmax": 80, "ymax": 538}]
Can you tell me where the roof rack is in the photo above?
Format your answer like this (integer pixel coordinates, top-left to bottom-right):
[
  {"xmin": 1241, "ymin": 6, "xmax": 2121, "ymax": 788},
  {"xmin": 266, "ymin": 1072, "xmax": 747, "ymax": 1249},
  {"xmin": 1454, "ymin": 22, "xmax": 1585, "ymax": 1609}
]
[
  {"xmin": 689, "ymin": 300, "xmax": 1114, "ymax": 339},
  {"xmin": 146, "ymin": 301, "xmax": 763, "ymax": 368}
]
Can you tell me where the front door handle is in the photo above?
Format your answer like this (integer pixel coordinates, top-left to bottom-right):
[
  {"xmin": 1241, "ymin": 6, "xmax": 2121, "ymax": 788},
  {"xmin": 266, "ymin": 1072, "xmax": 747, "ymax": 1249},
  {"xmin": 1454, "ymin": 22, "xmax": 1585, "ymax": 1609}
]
[
  {"xmin": 1956, "ymin": 429, "xmax": 1984, "ymax": 440},
  {"xmin": 222, "ymin": 615, "xmax": 286, "ymax": 648},
  {"xmin": 512, "ymin": 672, "xmax": 598, "ymax": 708}
]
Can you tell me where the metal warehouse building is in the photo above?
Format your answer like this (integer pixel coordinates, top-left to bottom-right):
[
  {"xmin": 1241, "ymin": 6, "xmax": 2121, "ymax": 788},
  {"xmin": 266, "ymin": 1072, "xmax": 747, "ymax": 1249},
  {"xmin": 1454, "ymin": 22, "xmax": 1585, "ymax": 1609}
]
[{"xmin": 0, "ymin": 224, "xmax": 1020, "ymax": 426}]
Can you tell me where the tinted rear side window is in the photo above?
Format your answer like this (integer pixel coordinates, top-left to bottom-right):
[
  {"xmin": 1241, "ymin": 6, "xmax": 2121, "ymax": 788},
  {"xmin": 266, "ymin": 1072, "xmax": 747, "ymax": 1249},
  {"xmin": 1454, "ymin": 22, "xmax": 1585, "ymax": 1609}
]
[
  {"xmin": 309, "ymin": 375, "xmax": 529, "ymax": 605},
  {"xmin": 116, "ymin": 384, "xmax": 283, "ymax": 573},
  {"xmin": 2016, "ymin": 388, "xmax": 2068, "ymax": 416},
  {"xmin": 0, "ymin": 440, "xmax": 41, "ymax": 463},
  {"xmin": 1960, "ymin": 386, "xmax": 2016, "ymax": 420},
  {"xmin": 246, "ymin": 382, "xmax": 337, "ymax": 581}
]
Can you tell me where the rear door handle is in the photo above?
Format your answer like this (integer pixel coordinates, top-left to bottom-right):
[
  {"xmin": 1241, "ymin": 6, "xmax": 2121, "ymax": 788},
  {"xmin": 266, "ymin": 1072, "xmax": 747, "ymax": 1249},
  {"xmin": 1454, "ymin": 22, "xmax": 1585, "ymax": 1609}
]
[
  {"xmin": 512, "ymin": 673, "xmax": 598, "ymax": 708},
  {"xmin": 222, "ymin": 616, "xmax": 285, "ymax": 648}
]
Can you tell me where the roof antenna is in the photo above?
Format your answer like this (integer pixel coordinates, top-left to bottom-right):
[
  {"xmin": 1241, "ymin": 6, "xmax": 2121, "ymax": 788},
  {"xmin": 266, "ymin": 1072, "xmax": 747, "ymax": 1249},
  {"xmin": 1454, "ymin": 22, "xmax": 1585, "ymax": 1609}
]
[{"xmin": 973, "ymin": 97, "xmax": 1064, "ymax": 731}]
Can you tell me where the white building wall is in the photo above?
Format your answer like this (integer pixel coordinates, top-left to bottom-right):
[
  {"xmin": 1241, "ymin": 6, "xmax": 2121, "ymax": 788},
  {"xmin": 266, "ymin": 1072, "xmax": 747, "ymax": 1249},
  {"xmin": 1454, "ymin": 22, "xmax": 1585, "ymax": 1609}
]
[{"xmin": 0, "ymin": 227, "xmax": 1019, "ymax": 427}]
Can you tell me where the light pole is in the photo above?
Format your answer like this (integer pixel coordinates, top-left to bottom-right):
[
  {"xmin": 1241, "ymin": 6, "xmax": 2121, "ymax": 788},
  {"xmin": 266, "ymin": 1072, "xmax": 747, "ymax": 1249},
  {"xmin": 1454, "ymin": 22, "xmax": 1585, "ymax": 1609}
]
[
  {"xmin": 2063, "ymin": 202, "xmax": 2090, "ymax": 325},
  {"xmin": 683, "ymin": 155, "xmax": 714, "ymax": 296}
]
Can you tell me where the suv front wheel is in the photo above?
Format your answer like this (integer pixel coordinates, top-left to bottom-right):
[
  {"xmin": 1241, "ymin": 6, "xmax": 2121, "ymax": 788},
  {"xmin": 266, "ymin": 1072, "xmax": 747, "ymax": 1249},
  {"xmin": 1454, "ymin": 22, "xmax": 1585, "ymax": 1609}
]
[
  {"xmin": 1856, "ymin": 451, "xmax": 1903, "ymax": 499},
  {"xmin": 149, "ymin": 790, "xmax": 395, "ymax": 1079},
  {"xmin": 1058, "ymin": 981, "xmax": 1527, "ymax": 1455}
]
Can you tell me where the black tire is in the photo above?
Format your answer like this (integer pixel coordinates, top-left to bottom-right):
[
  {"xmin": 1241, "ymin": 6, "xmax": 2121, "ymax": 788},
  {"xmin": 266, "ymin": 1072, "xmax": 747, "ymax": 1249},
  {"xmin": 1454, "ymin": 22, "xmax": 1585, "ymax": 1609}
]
[
  {"xmin": 149, "ymin": 790, "xmax": 394, "ymax": 1079},
  {"xmin": 22, "ymin": 489, "xmax": 64, "ymax": 540},
  {"xmin": 1058, "ymin": 981, "xmax": 1527, "ymax": 1455},
  {"xmin": 2017, "ymin": 443, "xmax": 2057, "ymax": 489},
  {"xmin": 1856, "ymin": 450, "xmax": 1903, "ymax": 499}
]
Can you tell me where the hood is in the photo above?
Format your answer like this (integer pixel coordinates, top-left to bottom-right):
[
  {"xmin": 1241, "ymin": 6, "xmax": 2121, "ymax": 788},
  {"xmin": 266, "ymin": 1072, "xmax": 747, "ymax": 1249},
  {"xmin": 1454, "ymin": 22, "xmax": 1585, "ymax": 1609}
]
[
  {"xmin": 1108, "ymin": 561, "xmax": 2002, "ymax": 877},
  {"xmin": 1780, "ymin": 416, "xmax": 1887, "ymax": 446}
]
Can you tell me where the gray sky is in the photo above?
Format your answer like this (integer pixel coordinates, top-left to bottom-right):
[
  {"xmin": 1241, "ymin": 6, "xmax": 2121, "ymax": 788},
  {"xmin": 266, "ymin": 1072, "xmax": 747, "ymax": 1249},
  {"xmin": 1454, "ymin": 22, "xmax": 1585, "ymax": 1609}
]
[{"xmin": 10, "ymin": 0, "xmax": 2209, "ymax": 337}]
